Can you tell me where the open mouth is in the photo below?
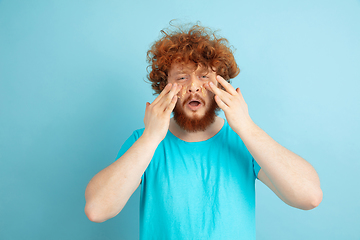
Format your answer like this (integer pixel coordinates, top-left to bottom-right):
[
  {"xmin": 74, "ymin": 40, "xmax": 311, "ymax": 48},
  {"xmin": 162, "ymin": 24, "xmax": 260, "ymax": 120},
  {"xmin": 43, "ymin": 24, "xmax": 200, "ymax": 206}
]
[
  {"xmin": 189, "ymin": 100, "xmax": 201, "ymax": 107},
  {"xmin": 186, "ymin": 99, "xmax": 203, "ymax": 111}
]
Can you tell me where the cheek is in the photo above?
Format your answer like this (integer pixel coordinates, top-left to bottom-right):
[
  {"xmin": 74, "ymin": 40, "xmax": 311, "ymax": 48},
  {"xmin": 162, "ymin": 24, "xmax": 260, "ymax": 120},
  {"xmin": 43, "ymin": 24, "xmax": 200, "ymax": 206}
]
[
  {"xmin": 207, "ymin": 74, "xmax": 217, "ymax": 83},
  {"xmin": 206, "ymin": 78, "xmax": 219, "ymax": 91},
  {"xmin": 201, "ymin": 88, "xmax": 214, "ymax": 104},
  {"xmin": 205, "ymin": 92, "xmax": 215, "ymax": 103},
  {"xmin": 177, "ymin": 85, "xmax": 188, "ymax": 99},
  {"xmin": 176, "ymin": 82, "xmax": 215, "ymax": 100},
  {"xmin": 200, "ymin": 85, "xmax": 207, "ymax": 97}
]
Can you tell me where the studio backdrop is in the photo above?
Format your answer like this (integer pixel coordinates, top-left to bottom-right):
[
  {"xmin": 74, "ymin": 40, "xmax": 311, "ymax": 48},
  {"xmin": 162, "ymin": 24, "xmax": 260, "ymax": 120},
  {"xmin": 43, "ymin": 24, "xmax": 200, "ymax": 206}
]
[{"xmin": 1, "ymin": 0, "xmax": 359, "ymax": 239}]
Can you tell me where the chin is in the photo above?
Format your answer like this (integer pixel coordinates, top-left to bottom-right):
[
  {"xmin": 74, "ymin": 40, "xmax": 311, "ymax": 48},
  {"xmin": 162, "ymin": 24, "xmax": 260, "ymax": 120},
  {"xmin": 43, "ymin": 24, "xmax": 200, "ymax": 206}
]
[{"xmin": 173, "ymin": 99, "xmax": 219, "ymax": 132}]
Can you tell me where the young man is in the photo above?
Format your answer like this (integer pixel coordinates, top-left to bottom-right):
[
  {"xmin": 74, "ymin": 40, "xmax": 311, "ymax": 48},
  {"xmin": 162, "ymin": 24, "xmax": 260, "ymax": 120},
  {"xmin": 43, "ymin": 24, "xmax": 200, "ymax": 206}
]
[{"xmin": 85, "ymin": 24, "xmax": 323, "ymax": 239}]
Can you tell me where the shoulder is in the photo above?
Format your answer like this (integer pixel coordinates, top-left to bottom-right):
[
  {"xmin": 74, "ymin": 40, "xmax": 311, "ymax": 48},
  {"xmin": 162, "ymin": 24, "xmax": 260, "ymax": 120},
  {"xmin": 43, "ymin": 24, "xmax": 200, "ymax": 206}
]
[{"xmin": 221, "ymin": 119, "xmax": 241, "ymax": 140}]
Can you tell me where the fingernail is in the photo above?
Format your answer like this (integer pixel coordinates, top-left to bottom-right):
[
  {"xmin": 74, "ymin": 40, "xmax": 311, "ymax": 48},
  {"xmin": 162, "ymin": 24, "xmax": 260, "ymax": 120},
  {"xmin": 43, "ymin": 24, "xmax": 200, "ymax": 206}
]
[{"xmin": 209, "ymin": 82, "xmax": 214, "ymax": 86}]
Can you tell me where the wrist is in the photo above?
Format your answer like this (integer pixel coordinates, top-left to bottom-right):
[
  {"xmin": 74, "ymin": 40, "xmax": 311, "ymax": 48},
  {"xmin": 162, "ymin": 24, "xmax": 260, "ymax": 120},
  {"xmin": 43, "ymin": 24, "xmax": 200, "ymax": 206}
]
[
  {"xmin": 233, "ymin": 118, "xmax": 257, "ymax": 138},
  {"xmin": 141, "ymin": 130, "xmax": 164, "ymax": 147}
]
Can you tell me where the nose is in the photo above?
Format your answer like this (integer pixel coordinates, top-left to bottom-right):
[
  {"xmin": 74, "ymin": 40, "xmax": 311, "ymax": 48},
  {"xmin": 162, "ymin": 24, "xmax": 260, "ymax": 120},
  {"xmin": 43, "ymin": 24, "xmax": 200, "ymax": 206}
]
[{"xmin": 188, "ymin": 76, "xmax": 201, "ymax": 93}]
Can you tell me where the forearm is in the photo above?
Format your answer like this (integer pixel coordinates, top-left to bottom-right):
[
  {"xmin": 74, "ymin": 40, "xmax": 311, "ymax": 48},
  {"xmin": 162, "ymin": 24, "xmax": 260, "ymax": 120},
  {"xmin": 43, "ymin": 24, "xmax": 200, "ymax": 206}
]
[
  {"xmin": 205, "ymin": 76, "xmax": 322, "ymax": 209},
  {"xmin": 236, "ymin": 121, "xmax": 322, "ymax": 209},
  {"xmin": 84, "ymin": 83, "xmax": 180, "ymax": 222},
  {"xmin": 84, "ymin": 134, "xmax": 159, "ymax": 222}
]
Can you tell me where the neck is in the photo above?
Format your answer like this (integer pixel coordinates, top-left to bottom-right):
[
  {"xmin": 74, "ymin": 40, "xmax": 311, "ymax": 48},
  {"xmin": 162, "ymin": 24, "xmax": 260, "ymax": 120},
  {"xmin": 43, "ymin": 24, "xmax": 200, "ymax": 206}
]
[{"xmin": 169, "ymin": 116, "xmax": 224, "ymax": 142}]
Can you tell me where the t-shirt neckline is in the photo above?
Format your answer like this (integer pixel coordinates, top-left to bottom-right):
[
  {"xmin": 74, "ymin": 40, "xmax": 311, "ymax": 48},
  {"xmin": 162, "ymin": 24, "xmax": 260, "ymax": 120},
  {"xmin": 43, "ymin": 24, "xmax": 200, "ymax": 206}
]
[{"xmin": 167, "ymin": 120, "xmax": 227, "ymax": 144}]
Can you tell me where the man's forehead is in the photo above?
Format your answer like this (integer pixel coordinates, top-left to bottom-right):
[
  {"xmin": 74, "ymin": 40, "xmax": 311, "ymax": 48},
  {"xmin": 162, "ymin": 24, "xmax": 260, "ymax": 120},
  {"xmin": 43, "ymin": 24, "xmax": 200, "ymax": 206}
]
[{"xmin": 170, "ymin": 63, "xmax": 210, "ymax": 74}]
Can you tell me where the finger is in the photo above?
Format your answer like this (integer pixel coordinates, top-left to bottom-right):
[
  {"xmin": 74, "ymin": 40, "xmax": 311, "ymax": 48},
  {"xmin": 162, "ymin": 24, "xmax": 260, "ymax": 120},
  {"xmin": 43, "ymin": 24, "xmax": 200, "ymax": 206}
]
[
  {"xmin": 206, "ymin": 81, "xmax": 232, "ymax": 105},
  {"xmin": 236, "ymin": 87, "xmax": 246, "ymax": 103},
  {"xmin": 204, "ymin": 82, "xmax": 214, "ymax": 93},
  {"xmin": 236, "ymin": 87, "xmax": 244, "ymax": 98},
  {"xmin": 214, "ymin": 95, "xmax": 229, "ymax": 111},
  {"xmin": 204, "ymin": 81, "xmax": 223, "ymax": 95},
  {"xmin": 165, "ymin": 94, "xmax": 178, "ymax": 114},
  {"xmin": 216, "ymin": 75, "xmax": 237, "ymax": 95},
  {"xmin": 159, "ymin": 83, "xmax": 182, "ymax": 108},
  {"xmin": 151, "ymin": 83, "xmax": 173, "ymax": 106}
]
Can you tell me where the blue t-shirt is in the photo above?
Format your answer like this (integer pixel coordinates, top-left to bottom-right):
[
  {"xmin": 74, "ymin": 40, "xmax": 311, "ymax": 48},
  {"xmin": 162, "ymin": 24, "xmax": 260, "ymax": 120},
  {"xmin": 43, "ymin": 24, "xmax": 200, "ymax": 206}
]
[{"xmin": 116, "ymin": 120, "xmax": 261, "ymax": 240}]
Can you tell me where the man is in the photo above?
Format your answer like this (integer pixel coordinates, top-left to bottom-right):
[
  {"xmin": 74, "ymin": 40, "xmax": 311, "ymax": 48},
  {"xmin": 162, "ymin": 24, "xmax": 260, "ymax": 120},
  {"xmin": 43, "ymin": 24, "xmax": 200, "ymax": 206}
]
[{"xmin": 84, "ymin": 24, "xmax": 322, "ymax": 239}]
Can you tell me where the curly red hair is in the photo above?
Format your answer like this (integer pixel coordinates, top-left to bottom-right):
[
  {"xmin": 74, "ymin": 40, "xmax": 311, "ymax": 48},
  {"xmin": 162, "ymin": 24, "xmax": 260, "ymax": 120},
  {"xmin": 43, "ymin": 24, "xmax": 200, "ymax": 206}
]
[{"xmin": 147, "ymin": 23, "xmax": 240, "ymax": 94}]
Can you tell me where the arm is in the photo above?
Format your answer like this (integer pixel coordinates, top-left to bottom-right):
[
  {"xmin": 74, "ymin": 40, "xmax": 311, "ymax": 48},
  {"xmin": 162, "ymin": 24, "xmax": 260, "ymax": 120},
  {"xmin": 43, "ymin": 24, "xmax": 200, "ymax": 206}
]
[
  {"xmin": 238, "ymin": 122, "xmax": 322, "ymax": 210},
  {"xmin": 205, "ymin": 77, "xmax": 323, "ymax": 210},
  {"xmin": 84, "ymin": 135, "xmax": 158, "ymax": 223},
  {"xmin": 84, "ymin": 83, "xmax": 182, "ymax": 222}
]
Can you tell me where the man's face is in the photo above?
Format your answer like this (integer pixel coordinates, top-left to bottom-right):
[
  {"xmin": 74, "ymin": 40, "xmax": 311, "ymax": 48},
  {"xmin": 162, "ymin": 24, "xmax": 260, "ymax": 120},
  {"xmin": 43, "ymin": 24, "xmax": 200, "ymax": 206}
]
[{"xmin": 167, "ymin": 63, "xmax": 220, "ymax": 132}]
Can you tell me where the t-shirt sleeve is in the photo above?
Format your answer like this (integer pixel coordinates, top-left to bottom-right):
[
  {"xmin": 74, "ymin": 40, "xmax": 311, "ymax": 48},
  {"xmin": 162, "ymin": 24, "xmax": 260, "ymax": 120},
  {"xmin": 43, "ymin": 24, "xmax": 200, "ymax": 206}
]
[
  {"xmin": 116, "ymin": 131, "xmax": 138, "ymax": 160},
  {"xmin": 115, "ymin": 129, "xmax": 145, "ymax": 183},
  {"xmin": 252, "ymin": 157, "xmax": 261, "ymax": 179}
]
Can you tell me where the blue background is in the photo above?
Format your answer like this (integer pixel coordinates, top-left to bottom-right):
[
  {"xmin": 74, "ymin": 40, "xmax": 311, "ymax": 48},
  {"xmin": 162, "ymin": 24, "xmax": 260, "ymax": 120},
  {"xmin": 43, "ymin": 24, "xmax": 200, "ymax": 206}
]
[{"xmin": 1, "ymin": 0, "xmax": 359, "ymax": 239}]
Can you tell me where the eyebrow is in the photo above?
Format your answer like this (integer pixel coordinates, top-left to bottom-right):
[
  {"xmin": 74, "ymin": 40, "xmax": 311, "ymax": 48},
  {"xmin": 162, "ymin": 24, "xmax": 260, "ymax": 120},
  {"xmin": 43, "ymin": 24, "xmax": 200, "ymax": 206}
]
[
  {"xmin": 170, "ymin": 70, "xmax": 192, "ymax": 77},
  {"xmin": 172, "ymin": 68, "xmax": 209, "ymax": 76},
  {"xmin": 172, "ymin": 71, "xmax": 186, "ymax": 75}
]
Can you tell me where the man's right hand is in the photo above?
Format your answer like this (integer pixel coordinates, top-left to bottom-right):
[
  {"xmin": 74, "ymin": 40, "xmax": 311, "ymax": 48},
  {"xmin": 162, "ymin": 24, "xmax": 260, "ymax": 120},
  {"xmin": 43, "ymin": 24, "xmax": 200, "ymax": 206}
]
[
  {"xmin": 85, "ymin": 85, "xmax": 182, "ymax": 222},
  {"xmin": 143, "ymin": 83, "xmax": 182, "ymax": 144}
]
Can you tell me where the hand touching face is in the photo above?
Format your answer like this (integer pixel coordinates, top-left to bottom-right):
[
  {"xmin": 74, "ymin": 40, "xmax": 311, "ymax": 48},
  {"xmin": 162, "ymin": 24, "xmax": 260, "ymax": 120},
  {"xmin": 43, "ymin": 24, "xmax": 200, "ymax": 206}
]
[
  {"xmin": 143, "ymin": 83, "xmax": 182, "ymax": 143},
  {"xmin": 204, "ymin": 75, "xmax": 253, "ymax": 133},
  {"xmin": 167, "ymin": 63, "xmax": 218, "ymax": 118}
]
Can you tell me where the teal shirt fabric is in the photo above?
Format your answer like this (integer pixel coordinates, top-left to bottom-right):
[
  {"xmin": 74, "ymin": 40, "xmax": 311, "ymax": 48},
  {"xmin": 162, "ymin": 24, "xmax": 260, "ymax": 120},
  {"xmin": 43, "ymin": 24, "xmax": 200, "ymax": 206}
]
[{"xmin": 116, "ymin": 120, "xmax": 261, "ymax": 240}]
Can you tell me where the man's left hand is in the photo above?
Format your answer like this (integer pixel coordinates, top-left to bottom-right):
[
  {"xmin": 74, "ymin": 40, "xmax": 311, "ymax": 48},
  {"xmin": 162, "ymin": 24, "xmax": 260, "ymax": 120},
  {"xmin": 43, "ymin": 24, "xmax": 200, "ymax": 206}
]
[{"xmin": 205, "ymin": 75, "xmax": 254, "ymax": 134}]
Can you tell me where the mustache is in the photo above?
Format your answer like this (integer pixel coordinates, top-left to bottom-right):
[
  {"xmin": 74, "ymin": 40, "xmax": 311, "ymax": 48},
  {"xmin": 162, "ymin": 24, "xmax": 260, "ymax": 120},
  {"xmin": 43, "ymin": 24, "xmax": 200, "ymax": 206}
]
[{"xmin": 182, "ymin": 94, "xmax": 205, "ymax": 107}]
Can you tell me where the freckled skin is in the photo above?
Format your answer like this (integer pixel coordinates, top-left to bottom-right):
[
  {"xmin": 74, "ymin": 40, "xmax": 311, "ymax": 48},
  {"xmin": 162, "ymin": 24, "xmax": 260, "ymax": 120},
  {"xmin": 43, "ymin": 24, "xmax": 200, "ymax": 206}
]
[
  {"xmin": 201, "ymin": 85, "xmax": 206, "ymax": 97},
  {"xmin": 177, "ymin": 82, "xmax": 207, "ymax": 100},
  {"xmin": 171, "ymin": 64, "xmax": 214, "ymax": 104},
  {"xmin": 181, "ymin": 85, "xmax": 187, "ymax": 98}
]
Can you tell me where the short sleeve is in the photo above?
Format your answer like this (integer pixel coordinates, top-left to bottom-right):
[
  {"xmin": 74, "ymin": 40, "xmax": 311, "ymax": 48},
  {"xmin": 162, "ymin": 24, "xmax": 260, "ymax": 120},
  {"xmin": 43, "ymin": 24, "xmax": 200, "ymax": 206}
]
[
  {"xmin": 252, "ymin": 157, "xmax": 261, "ymax": 179},
  {"xmin": 115, "ymin": 129, "xmax": 145, "ymax": 182},
  {"xmin": 116, "ymin": 132, "xmax": 137, "ymax": 160}
]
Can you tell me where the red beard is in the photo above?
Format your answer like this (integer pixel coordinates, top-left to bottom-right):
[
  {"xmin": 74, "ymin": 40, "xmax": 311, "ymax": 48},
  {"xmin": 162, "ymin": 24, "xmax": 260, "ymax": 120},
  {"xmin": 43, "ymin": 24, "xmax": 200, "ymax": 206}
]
[{"xmin": 173, "ymin": 94, "xmax": 220, "ymax": 132}]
